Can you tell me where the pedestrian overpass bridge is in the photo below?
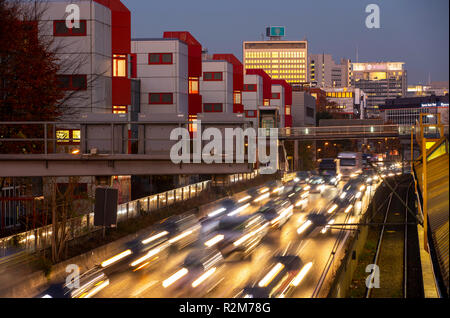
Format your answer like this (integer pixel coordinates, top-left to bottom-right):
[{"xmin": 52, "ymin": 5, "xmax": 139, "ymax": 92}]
[{"xmin": 0, "ymin": 121, "xmax": 447, "ymax": 177}]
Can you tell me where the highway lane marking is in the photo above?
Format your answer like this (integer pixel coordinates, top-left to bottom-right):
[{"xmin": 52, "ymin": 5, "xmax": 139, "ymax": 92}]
[{"xmin": 131, "ymin": 280, "xmax": 158, "ymax": 297}]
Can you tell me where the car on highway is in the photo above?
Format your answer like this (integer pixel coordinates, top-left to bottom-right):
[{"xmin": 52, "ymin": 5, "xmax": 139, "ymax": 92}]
[
  {"xmin": 297, "ymin": 210, "xmax": 333, "ymax": 237},
  {"xmin": 239, "ymin": 255, "xmax": 313, "ymax": 298},
  {"xmin": 307, "ymin": 176, "xmax": 326, "ymax": 195},
  {"xmin": 294, "ymin": 171, "xmax": 311, "ymax": 184},
  {"xmin": 161, "ymin": 247, "xmax": 225, "ymax": 297},
  {"xmin": 63, "ymin": 267, "xmax": 110, "ymax": 298},
  {"xmin": 321, "ymin": 172, "xmax": 340, "ymax": 187},
  {"xmin": 215, "ymin": 214, "xmax": 269, "ymax": 260},
  {"xmin": 285, "ymin": 185, "xmax": 309, "ymax": 211},
  {"xmin": 256, "ymin": 197, "xmax": 293, "ymax": 230},
  {"xmin": 158, "ymin": 213, "xmax": 201, "ymax": 250}
]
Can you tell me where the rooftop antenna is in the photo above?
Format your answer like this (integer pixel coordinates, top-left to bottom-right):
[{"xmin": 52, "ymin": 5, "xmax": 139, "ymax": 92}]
[
  {"xmin": 261, "ymin": 33, "xmax": 264, "ymax": 40},
  {"xmin": 427, "ymin": 72, "xmax": 431, "ymax": 86},
  {"xmin": 356, "ymin": 45, "xmax": 359, "ymax": 63}
]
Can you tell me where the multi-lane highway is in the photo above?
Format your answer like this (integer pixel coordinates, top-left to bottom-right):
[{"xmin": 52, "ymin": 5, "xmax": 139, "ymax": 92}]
[{"xmin": 83, "ymin": 175, "xmax": 377, "ymax": 299}]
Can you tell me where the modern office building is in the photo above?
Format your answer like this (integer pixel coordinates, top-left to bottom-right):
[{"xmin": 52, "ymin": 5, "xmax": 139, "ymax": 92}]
[
  {"xmin": 351, "ymin": 62, "xmax": 407, "ymax": 118},
  {"xmin": 380, "ymin": 95, "xmax": 449, "ymax": 125},
  {"xmin": 243, "ymin": 40, "xmax": 308, "ymax": 85},
  {"xmin": 323, "ymin": 87, "xmax": 367, "ymax": 118},
  {"xmin": 308, "ymin": 54, "xmax": 351, "ymax": 88}
]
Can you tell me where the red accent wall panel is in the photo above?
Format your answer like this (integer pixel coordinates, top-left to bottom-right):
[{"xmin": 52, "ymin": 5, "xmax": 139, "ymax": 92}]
[
  {"xmin": 233, "ymin": 104, "xmax": 244, "ymax": 113},
  {"xmin": 94, "ymin": 0, "xmax": 131, "ymax": 108},
  {"xmin": 188, "ymin": 94, "xmax": 202, "ymax": 115},
  {"xmin": 212, "ymin": 54, "xmax": 243, "ymax": 91},
  {"xmin": 271, "ymin": 79, "xmax": 292, "ymax": 106},
  {"xmin": 284, "ymin": 115, "xmax": 292, "ymax": 128},
  {"xmin": 163, "ymin": 31, "xmax": 202, "ymax": 77},
  {"xmin": 112, "ymin": 77, "xmax": 131, "ymax": 105},
  {"xmin": 246, "ymin": 69, "xmax": 272, "ymax": 100}
]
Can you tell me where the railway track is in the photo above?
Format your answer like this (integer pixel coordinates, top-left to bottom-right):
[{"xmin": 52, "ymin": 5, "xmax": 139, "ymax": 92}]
[{"xmin": 366, "ymin": 176, "xmax": 413, "ymax": 298}]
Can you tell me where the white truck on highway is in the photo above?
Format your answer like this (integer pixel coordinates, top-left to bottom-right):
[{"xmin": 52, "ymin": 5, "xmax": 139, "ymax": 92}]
[{"xmin": 337, "ymin": 152, "xmax": 363, "ymax": 180}]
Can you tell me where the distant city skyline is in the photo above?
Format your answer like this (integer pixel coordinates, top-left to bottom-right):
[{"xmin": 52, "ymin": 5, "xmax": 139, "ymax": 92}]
[{"xmin": 122, "ymin": 0, "xmax": 449, "ymax": 86}]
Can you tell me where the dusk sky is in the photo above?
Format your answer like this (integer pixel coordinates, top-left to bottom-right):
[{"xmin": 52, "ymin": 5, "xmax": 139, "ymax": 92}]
[{"xmin": 122, "ymin": 0, "xmax": 449, "ymax": 85}]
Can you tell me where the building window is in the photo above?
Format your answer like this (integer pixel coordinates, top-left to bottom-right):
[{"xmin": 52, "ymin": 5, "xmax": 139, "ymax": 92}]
[
  {"xmin": 203, "ymin": 103, "xmax": 223, "ymax": 112},
  {"xmin": 113, "ymin": 105, "xmax": 128, "ymax": 114},
  {"xmin": 263, "ymin": 99, "xmax": 270, "ymax": 106},
  {"xmin": 57, "ymin": 75, "xmax": 87, "ymax": 90},
  {"xmin": 203, "ymin": 72, "xmax": 223, "ymax": 81},
  {"xmin": 286, "ymin": 105, "xmax": 291, "ymax": 115},
  {"xmin": 306, "ymin": 107, "xmax": 314, "ymax": 118},
  {"xmin": 149, "ymin": 93, "xmax": 173, "ymax": 104},
  {"xmin": 148, "ymin": 53, "xmax": 173, "ymax": 65},
  {"xmin": 53, "ymin": 20, "xmax": 87, "ymax": 36},
  {"xmin": 234, "ymin": 92, "xmax": 242, "ymax": 104},
  {"xmin": 245, "ymin": 110, "xmax": 257, "ymax": 118},
  {"xmin": 189, "ymin": 115, "xmax": 197, "ymax": 134},
  {"xmin": 243, "ymin": 84, "xmax": 257, "ymax": 92},
  {"xmin": 113, "ymin": 54, "xmax": 127, "ymax": 77},
  {"xmin": 189, "ymin": 77, "xmax": 199, "ymax": 94},
  {"xmin": 56, "ymin": 129, "xmax": 80, "ymax": 144},
  {"xmin": 271, "ymin": 93, "xmax": 280, "ymax": 99}
]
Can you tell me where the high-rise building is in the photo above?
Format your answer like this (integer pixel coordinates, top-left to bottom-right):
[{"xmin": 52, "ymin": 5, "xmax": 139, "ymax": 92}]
[
  {"xmin": 243, "ymin": 40, "xmax": 308, "ymax": 84},
  {"xmin": 308, "ymin": 54, "xmax": 351, "ymax": 88},
  {"xmin": 351, "ymin": 62, "xmax": 407, "ymax": 118}
]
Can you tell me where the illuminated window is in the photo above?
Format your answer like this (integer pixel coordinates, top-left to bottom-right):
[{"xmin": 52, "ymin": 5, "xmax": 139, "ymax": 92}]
[
  {"xmin": 113, "ymin": 54, "xmax": 127, "ymax": 77},
  {"xmin": 263, "ymin": 99, "xmax": 270, "ymax": 106},
  {"xmin": 189, "ymin": 77, "xmax": 199, "ymax": 94},
  {"xmin": 56, "ymin": 129, "xmax": 80, "ymax": 144},
  {"xmin": 188, "ymin": 115, "xmax": 197, "ymax": 133},
  {"xmin": 234, "ymin": 92, "xmax": 242, "ymax": 104},
  {"xmin": 286, "ymin": 105, "xmax": 291, "ymax": 115},
  {"xmin": 113, "ymin": 105, "xmax": 128, "ymax": 114}
]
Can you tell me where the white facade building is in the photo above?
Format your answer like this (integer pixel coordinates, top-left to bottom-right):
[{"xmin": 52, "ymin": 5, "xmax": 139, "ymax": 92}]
[
  {"xmin": 39, "ymin": 0, "xmax": 113, "ymax": 116},
  {"xmin": 131, "ymin": 38, "xmax": 189, "ymax": 117},
  {"xmin": 242, "ymin": 74, "xmax": 264, "ymax": 128},
  {"xmin": 270, "ymin": 84, "xmax": 286, "ymax": 128},
  {"xmin": 200, "ymin": 60, "xmax": 233, "ymax": 114}
]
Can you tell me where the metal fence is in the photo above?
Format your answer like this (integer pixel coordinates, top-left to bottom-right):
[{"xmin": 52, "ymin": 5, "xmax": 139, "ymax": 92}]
[{"xmin": 0, "ymin": 180, "xmax": 210, "ymax": 258}]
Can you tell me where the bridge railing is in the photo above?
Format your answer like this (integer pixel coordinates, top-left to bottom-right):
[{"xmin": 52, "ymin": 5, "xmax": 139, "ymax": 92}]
[
  {"xmin": 279, "ymin": 124, "xmax": 403, "ymax": 138},
  {"xmin": 1, "ymin": 121, "xmax": 448, "ymax": 156}
]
